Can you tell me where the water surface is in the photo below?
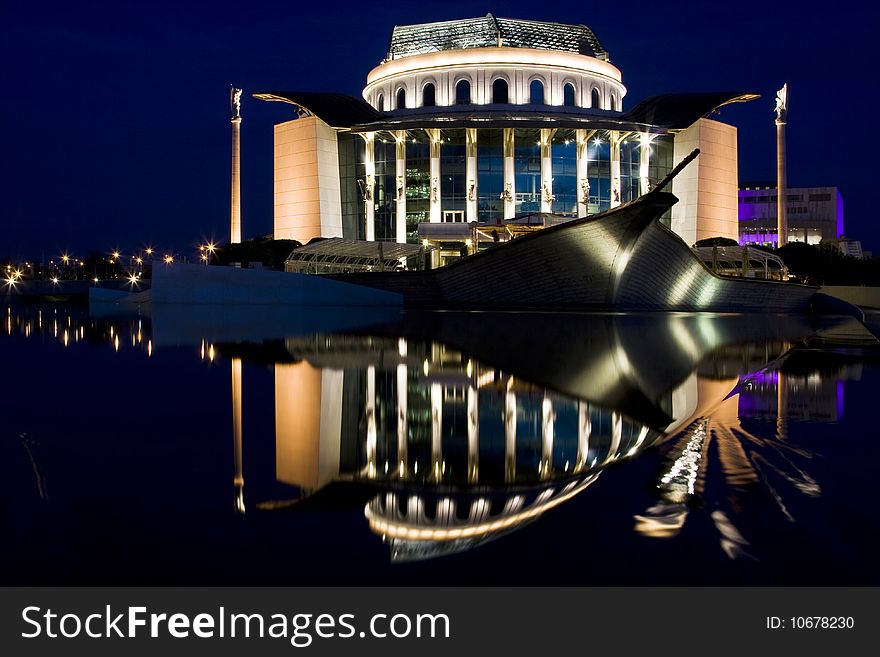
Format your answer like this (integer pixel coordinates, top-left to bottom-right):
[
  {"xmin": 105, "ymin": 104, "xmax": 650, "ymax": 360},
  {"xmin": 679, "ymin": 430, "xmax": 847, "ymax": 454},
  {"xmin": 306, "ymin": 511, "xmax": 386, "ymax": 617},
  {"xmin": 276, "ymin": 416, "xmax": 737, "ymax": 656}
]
[{"xmin": 1, "ymin": 303, "xmax": 878, "ymax": 585}]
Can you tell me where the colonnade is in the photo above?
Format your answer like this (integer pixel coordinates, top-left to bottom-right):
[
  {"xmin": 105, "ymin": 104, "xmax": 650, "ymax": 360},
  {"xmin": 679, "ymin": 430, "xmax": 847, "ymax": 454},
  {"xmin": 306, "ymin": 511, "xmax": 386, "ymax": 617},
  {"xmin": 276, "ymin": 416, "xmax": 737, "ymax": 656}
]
[{"xmin": 361, "ymin": 128, "xmax": 655, "ymax": 243}]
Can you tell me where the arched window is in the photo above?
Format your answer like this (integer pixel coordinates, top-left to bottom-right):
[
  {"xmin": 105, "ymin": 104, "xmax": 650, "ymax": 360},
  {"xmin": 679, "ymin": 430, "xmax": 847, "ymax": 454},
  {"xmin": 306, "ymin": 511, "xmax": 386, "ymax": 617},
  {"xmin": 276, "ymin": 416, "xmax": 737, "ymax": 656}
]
[
  {"xmin": 396, "ymin": 87, "xmax": 406, "ymax": 110},
  {"xmin": 591, "ymin": 88, "xmax": 600, "ymax": 109},
  {"xmin": 529, "ymin": 79, "xmax": 544, "ymax": 105},
  {"xmin": 563, "ymin": 83, "xmax": 576, "ymax": 107},
  {"xmin": 609, "ymin": 94, "xmax": 616, "ymax": 111},
  {"xmin": 422, "ymin": 83, "xmax": 435, "ymax": 107},
  {"xmin": 492, "ymin": 78, "xmax": 508, "ymax": 104},
  {"xmin": 455, "ymin": 79, "xmax": 471, "ymax": 105},
  {"xmin": 376, "ymin": 92, "xmax": 384, "ymax": 110}
]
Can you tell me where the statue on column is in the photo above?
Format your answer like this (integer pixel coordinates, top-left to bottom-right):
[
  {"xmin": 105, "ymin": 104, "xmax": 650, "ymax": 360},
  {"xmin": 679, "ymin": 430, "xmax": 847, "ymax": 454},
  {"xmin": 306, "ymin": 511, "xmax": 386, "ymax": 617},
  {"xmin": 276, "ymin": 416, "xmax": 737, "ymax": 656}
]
[
  {"xmin": 579, "ymin": 179, "xmax": 590, "ymax": 204},
  {"xmin": 230, "ymin": 87, "xmax": 243, "ymax": 120},
  {"xmin": 467, "ymin": 180, "xmax": 476, "ymax": 201},
  {"xmin": 431, "ymin": 176, "xmax": 439, "ymax": 202},
  {"xmin": 395, "ymin": 175, "xmax": 404, "ymax": 201},
  {"xmin": 774, "ymin": 83, "xmax": 788, "ymax": 125},
  {"xmin": 499, "ymin": 182, "xmax": 513, "ymax": 202},
  {"xmin": 358, "ymin": 175, "xmax": 374, "ymax": 202},
  {"xmin": 542, "ymin": 182, "xmax": 555, "ymax": 204}
]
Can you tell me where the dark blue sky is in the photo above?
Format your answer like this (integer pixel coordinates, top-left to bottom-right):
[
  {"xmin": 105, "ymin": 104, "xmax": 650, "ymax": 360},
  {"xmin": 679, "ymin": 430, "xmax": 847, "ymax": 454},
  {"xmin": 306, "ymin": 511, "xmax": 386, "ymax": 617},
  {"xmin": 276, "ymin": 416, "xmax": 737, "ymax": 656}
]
[{"xmin": 2, "ymin": 0, "xmax": 876, "ymax": 259}]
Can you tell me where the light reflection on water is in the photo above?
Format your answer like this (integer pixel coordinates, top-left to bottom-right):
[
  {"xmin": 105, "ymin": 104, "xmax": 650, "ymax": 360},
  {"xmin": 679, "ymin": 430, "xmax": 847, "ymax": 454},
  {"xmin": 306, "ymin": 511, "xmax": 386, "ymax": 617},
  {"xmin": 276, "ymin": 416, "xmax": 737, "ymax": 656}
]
[{"xmin": 1, "ymin": 302, "xmax": 878, "ymax": 582}]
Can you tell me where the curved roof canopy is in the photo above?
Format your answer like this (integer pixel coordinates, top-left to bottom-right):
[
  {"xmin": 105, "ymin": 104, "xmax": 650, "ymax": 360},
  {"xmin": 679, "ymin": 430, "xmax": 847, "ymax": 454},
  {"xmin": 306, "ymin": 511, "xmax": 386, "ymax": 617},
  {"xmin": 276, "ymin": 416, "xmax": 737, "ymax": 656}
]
[
  {"xmin": 254, "ymin": 91, "xmax": 758, "ymax": 133},
  {"xmin": 387, "ymin": 13, "xmax": 606, "ymax": 59}
]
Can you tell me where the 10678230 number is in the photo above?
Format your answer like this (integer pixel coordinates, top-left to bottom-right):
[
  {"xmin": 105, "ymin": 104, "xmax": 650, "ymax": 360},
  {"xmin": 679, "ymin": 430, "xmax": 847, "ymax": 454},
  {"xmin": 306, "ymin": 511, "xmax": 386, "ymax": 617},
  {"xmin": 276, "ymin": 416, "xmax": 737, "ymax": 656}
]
[{"xmin": 766, "ymin": 616, "xmax": 855, "ymax": 630}]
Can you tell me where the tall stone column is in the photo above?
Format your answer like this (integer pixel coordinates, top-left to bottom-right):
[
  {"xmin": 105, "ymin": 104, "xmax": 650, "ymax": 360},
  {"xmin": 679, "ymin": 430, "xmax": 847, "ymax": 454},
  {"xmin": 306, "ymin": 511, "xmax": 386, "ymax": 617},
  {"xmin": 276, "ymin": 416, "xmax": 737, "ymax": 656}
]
[
  {"xmin": 503, "ymin": 128, "xmax": 515, "ymax": 220},
  {"xmin": 775, "ymin": 83, "xmax": 789, "ymax": 247},
  {"xmin": 466, "ymin": 128, "xmax": 478, "ymax": 223},
  {"xmin": 395, "ymin": 131, "xmax": 407, "ymax": 243},
  {"xmin": 576, "ymin": 129, "xmax": 593, "ymax": 217},
  {"xmin": 540, "ymin": 128, "xmax": 554, "ymax": 213},
  {"xmin": 429, "ymin": 129, "xmax": 441, "ymax": 223},
  {"xmin": 361, "ymin": 132, "xmax": 376, "ymax": 241},
  {"xmin": 229, "ymin": 88, "xmax": 243, "ymax": 244}
]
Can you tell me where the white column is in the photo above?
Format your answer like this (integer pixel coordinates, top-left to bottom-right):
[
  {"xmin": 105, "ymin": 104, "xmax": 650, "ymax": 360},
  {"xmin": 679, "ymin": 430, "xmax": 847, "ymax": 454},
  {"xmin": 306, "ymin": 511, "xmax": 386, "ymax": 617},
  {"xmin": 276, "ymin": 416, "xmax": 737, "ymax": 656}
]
[
  {"xmin": 540, "ymin": 128, "xmax": 553, "ymax": 213},
  {"xmin": 576, "ymin": 129, "xmax": 592, "ymax": 217},
  {"xmin": 429, "ymin": 129, "xmax": 441, "ymax": 223},
  {"xmin": 503, "ymin": 128, "xmax": 515, "ymax": 220},
  {"xmin": 395, "ymin": 131, "xmax": 407, "ymax": 243},
  {"xmin": 777, "ymin": 122, "xmax": 788, "ymax": 246},
  {"xmin": 232, "ymin": 358, "xmax": 244, "ymax": 513},
  {"xmin": 610, "ymin": 131, "xmax": 623, "ymax": 208},
  {"xmin": 230, "ymin": 117, "xmax": 242, "ymax": 243},
  {"xmin": 639, "ymin": 132, "xmax": 653, "ymax": 196},
  {"xmin": 365, "ymin": 365, "xmax": 377, "ymax": 479},
  {"xmin": 467, "ymin": 385, "xmax": 479, "ymax": 483},
  {"xmin": 466, "ymin": 128, "xmax": 478, "ymax": 222},
  {"xmin": 362, "ymin": 132, "xmax": 376, "ymax": 241}
]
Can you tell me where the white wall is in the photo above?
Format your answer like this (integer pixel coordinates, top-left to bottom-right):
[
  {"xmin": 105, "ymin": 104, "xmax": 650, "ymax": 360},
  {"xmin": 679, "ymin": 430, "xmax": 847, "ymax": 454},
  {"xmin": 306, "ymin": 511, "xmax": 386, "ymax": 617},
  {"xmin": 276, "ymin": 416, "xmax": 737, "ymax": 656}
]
[
  {"xmin": 274, "ymin": 116, "xmax": 343, "ymax": 242},
  {"xmin": 363, "ymin": 47, "xmax": 625, "ymax": 110},
  {"xmin": 671, "ymin": 118, "xmax": 739, "ymax": 245}
]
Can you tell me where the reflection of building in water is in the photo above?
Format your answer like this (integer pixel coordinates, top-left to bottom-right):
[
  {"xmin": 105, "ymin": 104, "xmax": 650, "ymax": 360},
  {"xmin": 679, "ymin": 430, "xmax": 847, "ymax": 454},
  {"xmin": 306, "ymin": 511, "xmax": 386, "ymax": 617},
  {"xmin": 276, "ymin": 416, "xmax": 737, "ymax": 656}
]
[
  {"xmin": 274, "ymin": 361, "xmax": 343, "ymax": 494},
  {"xmin": 737, "ymin": 365, "xmax": 861, "ymax": 423},
  {"xmin": 635, "ymin": 361, "xmax": 830, "ymax": 557},
  {"xmin": 273, "ymin": 335, "xmax": 673, "ymax": 492},
  {"xmin": 365, "ymin": 475, "xmax": 600, "ymax": 561},
  {"xmin": 232, "ymin": 357, "xmax": 245, "ymax": 513},
  {"xmin": 268, "ymin": 334, "xmax": 692, "ymax": 560}
]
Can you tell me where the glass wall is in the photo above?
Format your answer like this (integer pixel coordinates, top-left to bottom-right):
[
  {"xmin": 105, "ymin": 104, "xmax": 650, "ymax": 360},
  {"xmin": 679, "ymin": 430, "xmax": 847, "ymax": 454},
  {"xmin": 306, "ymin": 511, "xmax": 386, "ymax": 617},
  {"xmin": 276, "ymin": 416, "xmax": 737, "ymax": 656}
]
[
  {"xmin": 551, "ymin": 129, "xmax": 577, "ymax": 216},
  {"xmin": 440, "ymin": 129, "xmax": 467, "ymax": 222},
  {"xmin": 337, "ymin": 132, "xmax": 365, "ymax": 240},
  {"xmin": 477, "ymin": 129, "xmax": 503, "ymax": 224},
  {"xmin": 514, "ymin": 128, "xmax": 541, "ymax": 215},
  {"xmin": 373, "ymin": 133, "xmax": 397, "ymax": 241},
  {"xmin": 651, "ymin": 135, "xmax": 674, "ymax": 226},
  {"xmin": 620, "ymin": 137, "xmax": 639, "ymax": 203},
  {"xmin": 405, "ymin": 130, "xmax": 431, "ymax": 243},
  {"xmin": 587, "ymin": 136, "xmax": 610, "ymax": 213}
]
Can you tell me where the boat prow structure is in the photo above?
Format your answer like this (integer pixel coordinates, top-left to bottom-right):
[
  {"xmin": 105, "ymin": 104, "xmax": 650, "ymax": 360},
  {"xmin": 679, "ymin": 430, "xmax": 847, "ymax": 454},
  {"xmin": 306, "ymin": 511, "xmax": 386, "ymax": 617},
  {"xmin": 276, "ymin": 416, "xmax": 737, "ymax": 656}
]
[{"xmin": 333, "ymin": 150, "xmax": 818, "ymax": 313}]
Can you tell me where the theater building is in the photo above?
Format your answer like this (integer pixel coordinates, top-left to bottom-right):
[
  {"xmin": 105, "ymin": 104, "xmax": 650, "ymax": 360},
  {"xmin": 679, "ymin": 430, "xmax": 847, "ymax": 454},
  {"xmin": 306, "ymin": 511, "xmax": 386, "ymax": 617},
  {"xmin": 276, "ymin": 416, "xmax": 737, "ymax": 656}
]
[{"xmin": 256, "ymin": 14, "xmax": 755, "ymax": 258}]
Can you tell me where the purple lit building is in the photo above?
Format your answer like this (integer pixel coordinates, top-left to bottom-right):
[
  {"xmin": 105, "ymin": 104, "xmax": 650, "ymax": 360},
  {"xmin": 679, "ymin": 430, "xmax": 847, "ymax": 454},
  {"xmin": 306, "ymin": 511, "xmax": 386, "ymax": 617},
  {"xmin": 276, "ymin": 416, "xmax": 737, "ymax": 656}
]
[{"xmin": 738, "ymin": 185, "xmax": 844, "ymax": 248}]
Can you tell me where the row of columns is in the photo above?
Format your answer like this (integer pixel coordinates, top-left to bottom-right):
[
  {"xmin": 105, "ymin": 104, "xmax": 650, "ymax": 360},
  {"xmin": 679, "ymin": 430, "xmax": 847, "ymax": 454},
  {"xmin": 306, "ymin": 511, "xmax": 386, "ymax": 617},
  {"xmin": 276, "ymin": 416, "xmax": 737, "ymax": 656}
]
[{"xmin": 360, "ymin": 128, "xmax": 654, "ymax": 242}]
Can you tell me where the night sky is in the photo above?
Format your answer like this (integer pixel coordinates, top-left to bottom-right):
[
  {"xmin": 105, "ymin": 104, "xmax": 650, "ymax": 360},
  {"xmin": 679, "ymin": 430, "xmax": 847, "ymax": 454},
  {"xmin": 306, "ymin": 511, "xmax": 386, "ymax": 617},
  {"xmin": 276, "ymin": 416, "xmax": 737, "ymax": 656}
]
[{"xmin": 2, "ymin": 0, "xmax": 876, "ymax": 260}]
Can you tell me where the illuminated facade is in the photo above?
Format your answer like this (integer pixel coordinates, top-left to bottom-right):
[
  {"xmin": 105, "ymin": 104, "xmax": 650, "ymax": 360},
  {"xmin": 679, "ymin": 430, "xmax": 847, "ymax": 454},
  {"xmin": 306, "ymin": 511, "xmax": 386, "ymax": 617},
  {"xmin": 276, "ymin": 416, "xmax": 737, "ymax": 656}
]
[
  {"xmin": 738, "ymin": 185, "xmax": 844, "ymax": 248},
  {"xmin": 256, "ymin": 14, "xmax": 754, "ymax": 251}
]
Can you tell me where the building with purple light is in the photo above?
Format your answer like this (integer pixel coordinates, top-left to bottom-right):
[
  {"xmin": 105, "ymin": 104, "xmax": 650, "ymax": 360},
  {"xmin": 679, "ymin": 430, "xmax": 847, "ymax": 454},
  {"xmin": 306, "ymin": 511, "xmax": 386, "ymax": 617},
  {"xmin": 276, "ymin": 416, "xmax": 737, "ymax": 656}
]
[{"xmin": 738, "ymin": 185, "xmax": 844, "ymax": 248}]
